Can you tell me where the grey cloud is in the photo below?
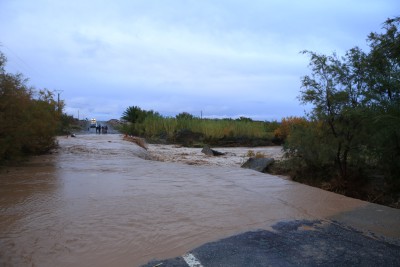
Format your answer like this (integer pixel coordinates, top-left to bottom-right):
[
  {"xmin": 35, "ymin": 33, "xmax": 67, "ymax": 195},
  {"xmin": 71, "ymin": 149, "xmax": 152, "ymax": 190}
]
[{"xmin": 1, "ymin": 0, "xmax": 398, "ymax": 120}]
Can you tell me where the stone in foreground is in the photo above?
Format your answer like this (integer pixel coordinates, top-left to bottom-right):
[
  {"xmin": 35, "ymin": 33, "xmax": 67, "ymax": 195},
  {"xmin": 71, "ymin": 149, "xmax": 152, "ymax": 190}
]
[
  {"xmin": 201, "ymin": 145, "xmax": 225, "ymax": 156},
  {"xmin": 241, "ymin": 157, "xmax": 274, "ymax": 172}
]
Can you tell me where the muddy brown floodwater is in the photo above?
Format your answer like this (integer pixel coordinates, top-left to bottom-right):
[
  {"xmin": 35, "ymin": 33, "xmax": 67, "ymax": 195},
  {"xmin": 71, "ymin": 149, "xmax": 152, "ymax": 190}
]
[{"xmin": 1, "ymin": 134, "xmax": 399, "ymax": 267}]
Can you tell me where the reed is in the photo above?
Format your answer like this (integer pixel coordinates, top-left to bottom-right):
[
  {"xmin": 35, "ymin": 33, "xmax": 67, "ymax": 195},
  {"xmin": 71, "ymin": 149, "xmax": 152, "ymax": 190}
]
[{"xmin": 122, "ymin": 115, "xmax": 278, "ymax": 142}]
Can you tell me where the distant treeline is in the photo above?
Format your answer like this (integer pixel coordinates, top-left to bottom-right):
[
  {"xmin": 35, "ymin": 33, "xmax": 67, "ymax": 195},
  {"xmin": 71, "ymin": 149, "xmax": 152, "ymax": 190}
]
[
  {"xmin": 119, "ymin": 106, "xmax": 281, "ymax": 146},
  {"xmin": 0, "ymin": 51, "xmax": 73, "ymax": 164}
]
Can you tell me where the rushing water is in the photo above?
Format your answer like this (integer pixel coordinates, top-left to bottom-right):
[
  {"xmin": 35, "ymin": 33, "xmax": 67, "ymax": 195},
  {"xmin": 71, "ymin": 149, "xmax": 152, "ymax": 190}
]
[{"xmin": 0, "ymin": 134, "xmax": 390, "ymax": 266}]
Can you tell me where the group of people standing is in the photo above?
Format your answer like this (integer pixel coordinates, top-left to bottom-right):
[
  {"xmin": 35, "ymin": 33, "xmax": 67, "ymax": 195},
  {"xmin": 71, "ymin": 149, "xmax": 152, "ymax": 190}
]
[{"xmin": 95, "ymin": 125, "xmax": 108, "ymax": 134}]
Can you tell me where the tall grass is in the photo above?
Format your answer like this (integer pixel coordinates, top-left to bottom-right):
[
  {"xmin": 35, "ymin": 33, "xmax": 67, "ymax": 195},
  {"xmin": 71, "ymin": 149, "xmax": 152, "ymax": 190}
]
[{"xmin": 122, "ymin": 115, "xmax": 278, "ymax": 141}]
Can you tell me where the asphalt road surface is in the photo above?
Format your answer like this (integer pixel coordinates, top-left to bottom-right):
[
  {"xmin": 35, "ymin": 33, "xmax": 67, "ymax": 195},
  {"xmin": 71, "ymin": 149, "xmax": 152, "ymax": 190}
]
[{"xmin": 142, "ymin": 219, "xmax": 400, "ymax": 267}]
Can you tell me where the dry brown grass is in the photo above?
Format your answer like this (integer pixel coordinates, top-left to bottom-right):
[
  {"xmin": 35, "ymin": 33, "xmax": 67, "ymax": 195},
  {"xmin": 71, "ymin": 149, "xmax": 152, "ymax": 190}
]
[{"xmin": 246, "ymin": 150, "xmax": 266, "ymax": 158}]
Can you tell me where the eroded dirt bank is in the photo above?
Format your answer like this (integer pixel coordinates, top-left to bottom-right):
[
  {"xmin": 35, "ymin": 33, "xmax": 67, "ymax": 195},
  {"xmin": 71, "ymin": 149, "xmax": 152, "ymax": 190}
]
[{"xmin": 0, "ymin": 134, "xmax": 399, "ymax": 267}]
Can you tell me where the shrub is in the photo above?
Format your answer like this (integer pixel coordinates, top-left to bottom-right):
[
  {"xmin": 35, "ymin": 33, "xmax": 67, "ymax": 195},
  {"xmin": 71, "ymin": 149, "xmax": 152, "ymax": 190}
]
[
  {"xmin": 246, "ymin": 150, "xmax": 266, "ymax": 158},
  {"xmin": 274, "ymin": 116, "xmax": 308, "ymax": 142},
  {"xmin": 0, "ymin": 51, "xmax": 60, "ymax": 163}
]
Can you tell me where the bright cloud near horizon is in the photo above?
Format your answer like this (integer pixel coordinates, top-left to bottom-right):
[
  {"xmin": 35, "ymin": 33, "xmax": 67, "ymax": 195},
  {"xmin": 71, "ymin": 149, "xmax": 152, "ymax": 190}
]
[{"xmin": 1, "ymin": 0, "xmax": 398, "ymax": 120}]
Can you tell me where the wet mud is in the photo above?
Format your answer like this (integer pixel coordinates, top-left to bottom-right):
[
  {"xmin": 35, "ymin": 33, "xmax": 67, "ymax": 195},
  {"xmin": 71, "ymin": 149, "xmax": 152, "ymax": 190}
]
[{"xmin": 0, "ymin": 134, "xmax": 399, "ymax": 266}]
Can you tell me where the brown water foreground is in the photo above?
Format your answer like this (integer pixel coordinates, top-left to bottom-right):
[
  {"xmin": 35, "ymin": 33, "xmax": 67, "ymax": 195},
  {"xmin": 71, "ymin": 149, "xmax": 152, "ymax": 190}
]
[{"xmin": 0, "ymin": 134, "xmax": 399, "ymax": 267}]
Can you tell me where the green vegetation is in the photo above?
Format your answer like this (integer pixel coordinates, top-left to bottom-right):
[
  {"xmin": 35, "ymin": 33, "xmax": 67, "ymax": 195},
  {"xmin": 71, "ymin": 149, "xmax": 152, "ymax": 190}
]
[
  {"xmin": 120, "ymin": 109, "xmax": 280, "ymax": 146},
  {"xmin": 0, "ymin": 51, "xmax": 68, "ymax": 164},
  {"xmin": 121, "ymin": 105, "xmax": 160, "ymax": 124},
  {"xmin": 272, "ymin": 17, "xmax": 400, "ymax": 206},
  {"xmin": 118, "ymin": 17, "xmax": 400, "ymax": 207}
]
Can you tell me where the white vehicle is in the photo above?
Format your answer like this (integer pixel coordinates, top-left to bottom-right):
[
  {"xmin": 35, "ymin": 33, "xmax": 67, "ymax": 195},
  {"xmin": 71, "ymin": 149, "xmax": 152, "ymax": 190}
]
[{"xmin": 90, "ymin": 118, "xmax": 97, "ymax": 128}]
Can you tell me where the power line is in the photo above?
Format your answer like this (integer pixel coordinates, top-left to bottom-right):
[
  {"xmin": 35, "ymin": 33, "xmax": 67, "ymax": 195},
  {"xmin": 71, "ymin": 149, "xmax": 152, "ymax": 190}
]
[{"xmin": 0, "ymin": 43, "xmax": 44, "ymax": 80}]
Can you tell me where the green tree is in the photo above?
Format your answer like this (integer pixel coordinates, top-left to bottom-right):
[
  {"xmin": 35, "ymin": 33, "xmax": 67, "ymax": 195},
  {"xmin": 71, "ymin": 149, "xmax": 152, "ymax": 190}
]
[
  {"xmin": 120, "ymin": 106, "xmax": 161, "ymax": 135},
  {"xmin": 121, "ymin": 106, "xmax": 160, "ymax": 124},
  {"xmin": 176, "ymin": 112, "xmax": 194, "ymax": 120},
  {"xmin": 364, "ymin": 17, "xmax": 400, "ymax": 184},
  {"xmin": 366, "ymin": 17, "xmax": 400, "ymax": 103},
  {"xmin": 299, "ymin": 49, "xmax": 368, "ymax": 181},
  {"xmin": 285, "ymin": 17, "xmax": 400, "ymax": 192},
  {"xmin": 121, "ymin": 106, "xmax": 146, "ymax": 123},
  {"xmin": 175, "ymin": 112, "xmax": 195, "ymax": 130},
  {"xmin": 0, "ymin": 51, "xmax": 60, "ymax": 163}
]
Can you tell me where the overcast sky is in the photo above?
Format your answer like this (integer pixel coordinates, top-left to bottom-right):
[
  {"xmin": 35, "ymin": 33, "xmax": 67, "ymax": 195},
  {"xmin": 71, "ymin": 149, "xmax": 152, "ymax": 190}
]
[{"xmin": 1, "ymin": 0, "xmax": 398, "ymax": 120}]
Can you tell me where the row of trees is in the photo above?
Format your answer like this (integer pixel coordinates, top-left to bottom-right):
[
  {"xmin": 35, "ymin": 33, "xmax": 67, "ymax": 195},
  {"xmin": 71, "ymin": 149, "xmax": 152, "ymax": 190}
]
[
  {"xmin": 282, "ymin": 17, "xmax": 399, "ymax": 194},
  {"xmin": 0, "ymin": 51, "xmax": 65, "ymax": 164}
]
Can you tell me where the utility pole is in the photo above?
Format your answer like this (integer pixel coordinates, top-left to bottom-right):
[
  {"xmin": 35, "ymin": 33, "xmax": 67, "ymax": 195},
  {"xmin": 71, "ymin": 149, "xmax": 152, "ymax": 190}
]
[{"xmin": 54, "ymin": 90, "xmax": 63, "ymax": 113}]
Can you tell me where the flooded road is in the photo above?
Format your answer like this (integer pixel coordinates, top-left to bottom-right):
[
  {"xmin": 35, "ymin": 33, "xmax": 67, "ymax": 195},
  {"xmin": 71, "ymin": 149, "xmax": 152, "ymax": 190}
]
[{"xmin": 1, "ymin": 134, "xmax": 399, "ymax": 266}]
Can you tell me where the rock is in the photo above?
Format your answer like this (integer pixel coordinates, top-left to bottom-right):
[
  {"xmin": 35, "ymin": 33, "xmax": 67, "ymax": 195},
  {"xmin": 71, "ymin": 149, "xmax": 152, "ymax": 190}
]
[
  {"xmin": 201, "ymin": 145, "xmax": 225, "ymax": 156},
  {"xmin": 241, "ymin": 157, "xmax": 275, "ymax": 172}
]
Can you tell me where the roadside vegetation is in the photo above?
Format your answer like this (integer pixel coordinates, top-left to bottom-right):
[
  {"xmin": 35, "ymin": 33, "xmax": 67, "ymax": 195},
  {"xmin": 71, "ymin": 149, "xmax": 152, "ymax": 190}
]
[
  {"xmin": 0, "ymin": 51, "xmax": 72, "ymax": 165},
  {"xmin": 271, "ymin": 17, "xmax": 400, "ymax": 208},
  {"xmin": 120, "ymin": 17, "xmax": 400, "ymax": 208},
  {"xmin": 119, "ymin": 106, "xmax": 280, "ymax": 147}
]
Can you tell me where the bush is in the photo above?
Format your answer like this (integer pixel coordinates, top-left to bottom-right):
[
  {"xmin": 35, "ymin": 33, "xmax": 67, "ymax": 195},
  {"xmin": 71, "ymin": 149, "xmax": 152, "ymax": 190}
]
[
  {"xmin": 246, "ymin": 150, "xmax": 266, "ymax": 158},
  {"xmin": 276, "ymin": 17, "xmax": 400, "ymax": 206},
  {"xmin": 0, "ymin": 51, "xmax": 60, "ymax": 163},
  {"xmin": 274, "ymin": 116, "xmax": 308, "ymax": 142}
]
